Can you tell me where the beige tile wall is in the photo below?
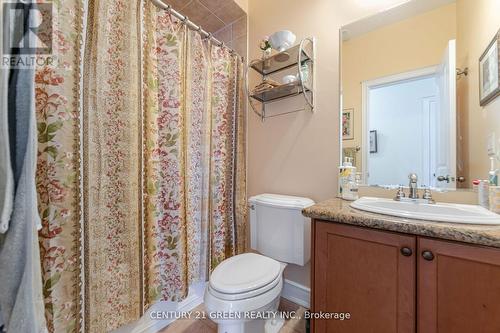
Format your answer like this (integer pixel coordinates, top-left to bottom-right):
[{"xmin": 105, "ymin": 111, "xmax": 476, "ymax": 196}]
[
  {"xmin": 213, "ymin": 16, "xmax": 247, "ymax": 58},
  {"xmin": 165, "ymin": 0, "xmax": 247, "ymax": 58}
]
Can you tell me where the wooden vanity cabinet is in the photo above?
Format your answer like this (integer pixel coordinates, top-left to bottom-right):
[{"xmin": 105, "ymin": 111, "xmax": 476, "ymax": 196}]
[
  {"xmin": 311, "ymin": 220, "xmax": 500, "ymax": 333},
  {"xmin": 418, "ymin": 237, "xmax": 500, "ymax": 333},
  {"xmin": 312, "ymin": 221, "xmax": 416, "ymax": 333}
]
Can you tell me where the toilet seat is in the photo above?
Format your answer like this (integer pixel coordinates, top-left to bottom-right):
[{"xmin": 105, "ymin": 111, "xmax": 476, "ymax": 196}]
[
  {"xmin": 209, "ymin": 253, "xmax": 282, "ymax": 301},
  {"xmin": 209, "ymin": 273, "xmax": 281, "ymax": 301},
  {"xmin": 205, "ymin": 274, "xmax": 283, "ymax": 315}
]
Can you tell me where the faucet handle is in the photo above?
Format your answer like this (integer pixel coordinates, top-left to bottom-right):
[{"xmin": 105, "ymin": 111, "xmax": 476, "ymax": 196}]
[
  {"xmin": 408, "ymin": 173, "xmax": 418, "ymax": 183},
  {"xmin": 422, "ymin": 187, "xmax": 435, "ymax": 204},
  {"xmin": 394, "ymin": 185, "xmax": 406, "ymax": 201}
]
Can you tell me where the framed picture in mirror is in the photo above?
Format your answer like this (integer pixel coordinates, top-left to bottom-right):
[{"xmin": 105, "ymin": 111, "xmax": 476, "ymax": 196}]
[
  {"xmin": 479, "ymin": 29, "xmax": 500, "ymax": 106},
  {"xmin": 342, "ymin": 108, "xmax": 354, "ymax": 140},
  {"xmin": 369, "ymin": 130, "xmax": 377, "ymax": 153}
]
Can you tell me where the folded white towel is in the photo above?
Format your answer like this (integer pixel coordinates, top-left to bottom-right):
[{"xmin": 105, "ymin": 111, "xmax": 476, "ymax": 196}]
[{"xmin": 0, "ymin": 0, "xmax": 15, "ymax": 234}]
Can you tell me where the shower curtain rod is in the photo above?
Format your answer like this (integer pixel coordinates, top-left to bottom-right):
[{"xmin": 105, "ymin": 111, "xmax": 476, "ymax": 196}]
[{"xmin": 149, "ymin": 0, "xmax": 244, "ymax": 60}]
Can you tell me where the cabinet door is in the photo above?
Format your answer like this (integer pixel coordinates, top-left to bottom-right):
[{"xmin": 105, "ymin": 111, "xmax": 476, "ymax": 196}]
[
  {"xmin": 418, "ymin": 238, "xmax": 500, "ymax": 333},
  {"xmin": 313, "ymin": 221, "xmax": 416, "ymax": 333}
]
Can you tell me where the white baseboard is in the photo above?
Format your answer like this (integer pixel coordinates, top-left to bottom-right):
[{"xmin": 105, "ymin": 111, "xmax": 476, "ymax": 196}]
[
  {"xmin": 112, "ymin": 281, "xmax": 206, "ymax": 333},
  {"xmin": 281, "ymin": 279, "xmax": 310, "ymax": 309}
]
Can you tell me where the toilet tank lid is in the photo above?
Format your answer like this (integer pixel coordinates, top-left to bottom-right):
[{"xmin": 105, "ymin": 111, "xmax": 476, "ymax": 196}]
[{"xmin": 249, "ymin": 193, "xmax": 315, "ymax": 209}]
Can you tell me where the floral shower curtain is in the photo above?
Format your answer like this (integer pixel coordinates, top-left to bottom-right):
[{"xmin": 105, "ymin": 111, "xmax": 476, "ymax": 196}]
[
  {"xmin": 35, "ymin": 1, "xmax": 84, "ymax": 332},
  {"xmin": 83, "ymin": 0, "xmax": 143, "ymax": 331},
  {"xmin": 142, "ymin": 2, "xmax": 247, "ymax": 306},
  {"xmin": 36, "ymin": 0, "xmax": 246, "ymax": 332}
]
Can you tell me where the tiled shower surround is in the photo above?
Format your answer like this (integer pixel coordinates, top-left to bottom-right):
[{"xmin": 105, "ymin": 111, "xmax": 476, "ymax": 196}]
[{"xmin": 166, "ymin": 0, "xmax": 247, "ymax": 58}]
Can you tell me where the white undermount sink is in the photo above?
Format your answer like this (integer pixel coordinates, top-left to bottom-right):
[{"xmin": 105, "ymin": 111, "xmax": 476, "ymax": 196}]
[{"xmin": 351, "ymin": 197, "xmax": 500, "ymax": 225}]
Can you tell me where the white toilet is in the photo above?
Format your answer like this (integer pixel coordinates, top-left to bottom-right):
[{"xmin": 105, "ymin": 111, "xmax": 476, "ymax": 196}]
[{"xmin": 204, "ymin": 193, "xmax": 314, "ymax": 333}]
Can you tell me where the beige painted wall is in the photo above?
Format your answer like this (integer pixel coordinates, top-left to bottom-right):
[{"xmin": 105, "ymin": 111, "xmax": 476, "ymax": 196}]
[
  {"xmin": 247, "ymin": 0, "xmax": 403, "ymax": 289},
  {"xmin": 234, "ymin": 0, "xmax": 247, "ymax": 13},
  {"xmin": 457, "ymin": 0, "xmax": 500, "ymax": 184},
  {"xmin": 245, "ymin": 1, "xmax": 447, "ymax": 205},
  {"xmin": 248, "ymin": 1, "xmax": 343, "ymax": 204},
  {"xmin": 342, "ymin": 3, "xmax": 457, "ymax": 171}
]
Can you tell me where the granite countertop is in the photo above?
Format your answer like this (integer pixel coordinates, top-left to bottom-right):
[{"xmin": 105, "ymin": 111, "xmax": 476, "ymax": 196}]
[{"xmin": 302, "ymin": 198, "xmax": 500, "ymax": 248}]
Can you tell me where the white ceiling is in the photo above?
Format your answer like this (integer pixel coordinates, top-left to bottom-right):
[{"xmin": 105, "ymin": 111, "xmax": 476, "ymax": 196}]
[{"xmin": 341, "ymin": 0, "xmax": 456, "ymax": 41}]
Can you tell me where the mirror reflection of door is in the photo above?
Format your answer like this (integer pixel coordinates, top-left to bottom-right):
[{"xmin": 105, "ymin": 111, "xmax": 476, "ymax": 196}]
[
  {"xmin": 435, "ymin": 40, "xmax": 457, "ymax": 190},
  {"xmin": 364, "ymin": 73, "xmax": 437, "ymax": 187},
  {"xmin": 362, "ymin": 40, "xmax": 457, "ymax": 189},
  {"xmin": 335, "ymin": 0, "xmax": 500, "ymax": 192}
]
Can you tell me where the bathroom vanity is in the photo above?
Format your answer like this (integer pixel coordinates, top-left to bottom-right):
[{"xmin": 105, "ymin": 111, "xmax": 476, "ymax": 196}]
[{"xmin": 303, "ymin": 198, "xmax": 500, "ymax": 333}]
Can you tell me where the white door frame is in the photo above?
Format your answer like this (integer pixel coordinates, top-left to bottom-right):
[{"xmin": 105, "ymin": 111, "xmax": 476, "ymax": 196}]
[{"xmin": 361, "ymin": 66, "xmax": 437, "ymax": 184}]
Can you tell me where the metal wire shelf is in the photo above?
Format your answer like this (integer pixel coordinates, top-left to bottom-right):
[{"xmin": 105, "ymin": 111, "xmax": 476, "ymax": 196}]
[{"xmin": 248, "ymin": 37, "xmax": 316, "ymax": 121}]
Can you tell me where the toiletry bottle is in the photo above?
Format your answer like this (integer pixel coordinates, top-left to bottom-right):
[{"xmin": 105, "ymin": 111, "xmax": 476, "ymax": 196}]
[
  {"xmin": 489, "ymin": 156, "xmax": 499, "ymax": 186},
  {"xmin": 339, "ymin": 157, "xmax": 351, "ymax": 196},
  {"xmin": 472, "ymin": 179, "xmax": 480, "ymax": 192},
  {"xmin": 340, "ymin": 158, "xmax": 358, "ymax": 201},
  {"xmin": 478, "ymin": 180, "xmax": 490, "ymax": 209},
  {"xmin": 350, "ymin": 172, "xmax": 361, "ymax": 201},
  {"xmin": 343, "ymin": 169, "xmax": 359, "ymax": 201}
]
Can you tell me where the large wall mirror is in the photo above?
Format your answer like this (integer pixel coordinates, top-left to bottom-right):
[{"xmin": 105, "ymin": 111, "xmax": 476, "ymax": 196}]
[{"xmin": 339, "ymin": 0, "xmax": 500, "ymax": 190}]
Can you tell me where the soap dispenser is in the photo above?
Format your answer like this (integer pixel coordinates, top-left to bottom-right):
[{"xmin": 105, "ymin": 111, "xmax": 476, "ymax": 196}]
[{"xmin": 339, "ymin": 157, "xmax": 358, "ymax": 201}]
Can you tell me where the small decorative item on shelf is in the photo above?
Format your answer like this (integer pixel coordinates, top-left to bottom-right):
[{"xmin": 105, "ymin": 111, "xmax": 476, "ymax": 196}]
[
  {"xmin": 251, "ymin": 78, "xmax": 281, "ymax": 95},
  {"xmin": 259, "ymin": 35, "xmax": 272, "ymax": 59},
  {"xmin": 269, "ymin": 30, "xmax": 296, "ymax": 52},
  {"xmin": 281, "ymin": 75, "xmax": 297, "ymax": 84}
]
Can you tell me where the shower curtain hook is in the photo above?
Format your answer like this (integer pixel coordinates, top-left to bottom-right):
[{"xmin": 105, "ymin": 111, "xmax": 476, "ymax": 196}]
[
  {"xmin": 182, "ymin": 15, "xmax": 189, "ymax": 23},
  {"xmin": 205, "ymin": 32, "xmax": 212, "ymax": 41},
  {"xmin": 165, "ymin": 4, "xmax": 171, "ymax": 12},
  {"xmin": 196, "ymin": 25, "xmax": 201, "ymax": 32}
]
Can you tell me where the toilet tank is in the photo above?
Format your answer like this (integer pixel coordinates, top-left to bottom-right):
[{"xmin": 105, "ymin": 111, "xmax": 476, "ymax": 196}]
[{"xmin": 249, "ymin": 194, "xmax": 314, "ymax": 266}]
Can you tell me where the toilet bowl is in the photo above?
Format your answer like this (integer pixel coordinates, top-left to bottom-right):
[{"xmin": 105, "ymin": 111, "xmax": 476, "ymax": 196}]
[
  {"xmin": 204, "ymin": 194, "xmax": 314, "ymax": 333},
  {"xmin": 204, "ymin": 253, "xmax": 286, "ymax": 333}
]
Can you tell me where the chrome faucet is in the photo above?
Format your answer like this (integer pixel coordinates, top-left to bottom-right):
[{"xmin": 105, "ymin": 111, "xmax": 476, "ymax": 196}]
[
  {"xmin": 394, "ymin": 174, "xmax": 435, "ymax": 203},
  {"xmin": 408, "ymin": 173, "xmax": 419, "ymax": 199}
]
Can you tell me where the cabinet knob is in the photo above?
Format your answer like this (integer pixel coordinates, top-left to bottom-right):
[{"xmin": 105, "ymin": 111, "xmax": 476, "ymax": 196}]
[
  {"xmin": 400, "ymin": 247, "xmax": 413, "ymax": 257},
  {"xmin": 422, "ymin": 250, "xmax": 434, "ymax": 261}
]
